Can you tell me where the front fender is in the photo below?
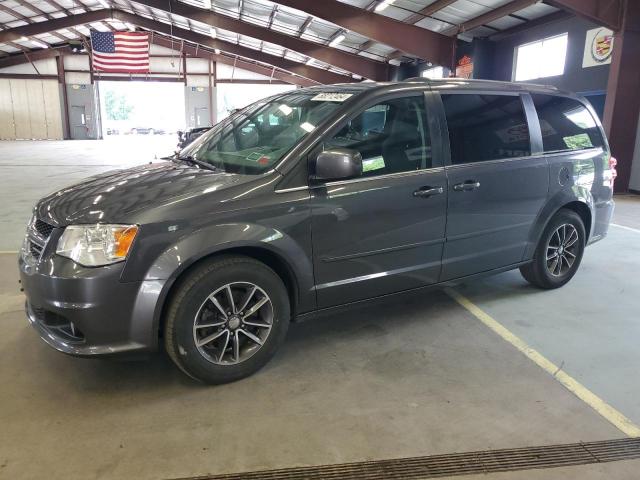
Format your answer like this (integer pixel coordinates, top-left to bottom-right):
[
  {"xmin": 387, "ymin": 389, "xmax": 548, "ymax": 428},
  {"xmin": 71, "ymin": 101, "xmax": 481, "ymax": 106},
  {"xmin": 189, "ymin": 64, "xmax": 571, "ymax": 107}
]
[{"xmin": 142, "ymin": 221, "xmax": 315, "ymax": 337}]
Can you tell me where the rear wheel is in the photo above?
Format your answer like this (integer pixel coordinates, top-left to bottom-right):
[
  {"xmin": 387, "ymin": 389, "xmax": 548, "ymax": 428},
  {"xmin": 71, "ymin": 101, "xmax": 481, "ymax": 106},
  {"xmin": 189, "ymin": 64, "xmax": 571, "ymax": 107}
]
[
  {"xmin": 164, "ymin": 256, "xmax": 290, "ymax": 384},
  {"xmin": 520, "ymin": 209, "xmax": 585, "ymax": 289}
]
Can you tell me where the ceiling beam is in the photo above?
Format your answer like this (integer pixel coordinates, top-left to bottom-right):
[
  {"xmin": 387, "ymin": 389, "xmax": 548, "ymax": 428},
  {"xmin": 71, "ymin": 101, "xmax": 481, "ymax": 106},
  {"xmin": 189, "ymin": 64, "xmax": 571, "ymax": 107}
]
[
  {"xmin": 544, "ymin": 0, "xmax": 622, "ymax": 31},
  {"xmin": 112, "ymin": 10, "xmax": 351, "ymax": 84},
  {"xmin": 442, "ymin": 0, "xmax": 541, "ymax": 35},
  {"xmin": 403, "ymin": 0, "xmax": 458, "ymax": 25},
  {"xmin": 0, "ymin": 46, "xmax": 71, "ymax": 69},
  {"xmin": 270, "ymin": 0, "xmax": 454, "ymax": 67},
  {"xmin": 0, "ymin": 9, "xmax": 107, "ymax": 44},
  {"xmin": 151, "ymin": 36, "xmax": 315, "ymax": 87},
  {"xmin": 6, "ymin": 0, "xmax": 71, "ymax": 42},
  {"xmin": 0, "ymin": 9, "xmax": 352, "ymax": 85},
  {"xmin": 489, "ymin": 10, "xmax": 572, "ymax": 40},
  {"xmin": 130, "ymin": 0, "xmax": 388, "ymax": 80},
  {"xmin": 0, "ymin": 35, "xmax": 313, "ymax": 87}
]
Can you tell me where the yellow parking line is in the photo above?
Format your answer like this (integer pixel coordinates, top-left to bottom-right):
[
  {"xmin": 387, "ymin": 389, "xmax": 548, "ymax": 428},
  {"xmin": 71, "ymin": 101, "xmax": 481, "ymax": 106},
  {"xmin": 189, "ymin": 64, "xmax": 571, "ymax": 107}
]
[{"xmin": 445, "ymin": 287, "xmax": 640, "ymax": 438}]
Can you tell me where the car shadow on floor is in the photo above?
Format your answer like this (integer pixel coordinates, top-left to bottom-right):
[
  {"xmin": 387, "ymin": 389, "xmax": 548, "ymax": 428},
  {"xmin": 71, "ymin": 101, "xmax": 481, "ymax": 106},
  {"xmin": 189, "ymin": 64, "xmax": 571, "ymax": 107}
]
[{"xmin": 14, "ymin": 287, "xmax": 484, "ymax": 394}]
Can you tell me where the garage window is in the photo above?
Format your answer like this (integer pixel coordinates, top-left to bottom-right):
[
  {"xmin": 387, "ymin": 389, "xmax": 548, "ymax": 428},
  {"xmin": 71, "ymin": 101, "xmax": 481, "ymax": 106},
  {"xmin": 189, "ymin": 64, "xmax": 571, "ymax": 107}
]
[{"xmin": 514, "ymin": 34, "xmax": 568, "ymax": 81}]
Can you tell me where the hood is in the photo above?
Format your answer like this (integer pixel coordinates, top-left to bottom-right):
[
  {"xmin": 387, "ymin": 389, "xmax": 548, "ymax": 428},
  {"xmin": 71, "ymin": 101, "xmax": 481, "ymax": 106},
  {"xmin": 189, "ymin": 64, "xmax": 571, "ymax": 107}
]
[{"xmin": 35, "ymin": 161, "xmax": 253, "ymax": 226}]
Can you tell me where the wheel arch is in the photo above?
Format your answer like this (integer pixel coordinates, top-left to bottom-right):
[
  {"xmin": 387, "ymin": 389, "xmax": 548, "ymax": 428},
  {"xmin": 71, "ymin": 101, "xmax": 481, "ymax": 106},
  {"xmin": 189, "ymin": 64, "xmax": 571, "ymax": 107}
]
[
  {"xmin": 525, "ymin": 192, "xmax": 594, "ymax": 260},
  {"xmin": 154, "ymin": 245, "xmax": 302, "ymax": 344}
]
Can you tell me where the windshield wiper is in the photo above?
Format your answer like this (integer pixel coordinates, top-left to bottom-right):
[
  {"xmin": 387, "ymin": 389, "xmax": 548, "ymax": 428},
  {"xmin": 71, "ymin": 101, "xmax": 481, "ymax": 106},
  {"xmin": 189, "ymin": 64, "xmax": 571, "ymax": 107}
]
[{"xmin": 172, "ymin": 155, "xmax": 219, "ymax": 172}]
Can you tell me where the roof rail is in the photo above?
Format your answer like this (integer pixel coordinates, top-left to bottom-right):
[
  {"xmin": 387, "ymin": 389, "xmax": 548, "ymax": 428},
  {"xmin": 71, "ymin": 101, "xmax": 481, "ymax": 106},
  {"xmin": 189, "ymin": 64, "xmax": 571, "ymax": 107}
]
[{"xmin": 403, "ymin": 77, "xmax": 559, "ymax": 90}]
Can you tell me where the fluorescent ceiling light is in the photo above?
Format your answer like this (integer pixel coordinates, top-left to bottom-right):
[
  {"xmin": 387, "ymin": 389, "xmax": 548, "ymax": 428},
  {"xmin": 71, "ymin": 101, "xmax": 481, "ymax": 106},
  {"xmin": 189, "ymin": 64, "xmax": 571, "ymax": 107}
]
[
  {"xmin": 210, "ymin": 27, "xmax": 216, "ymax": 38},
  {"xmin": 305, "ymin": 58, "xmax": 315, "ymax": 66},
  {"xmin": 375, "ymin": 0, "xmax": 395, "ymax": 12},
  {"xmin": 329, "ymin": 34, "xmax": 345, "ymax": 47},
  {"xmin": 97, "ymin": 0, "xmax": 110, "ymax": 8},
  {"xmin": 126, "ymin": 23, "xmax": 135, "ymax": 31},
  {"xmin": 202, "ymin": 0, "xmax": 212, "ymax": 9},
  {"xmin": 214, "ymin": 48, "xmax": 221, "ymax": 54},
  {"xmin": 19, "ymin": 36, "xmax": 28, "ymax": 42}
]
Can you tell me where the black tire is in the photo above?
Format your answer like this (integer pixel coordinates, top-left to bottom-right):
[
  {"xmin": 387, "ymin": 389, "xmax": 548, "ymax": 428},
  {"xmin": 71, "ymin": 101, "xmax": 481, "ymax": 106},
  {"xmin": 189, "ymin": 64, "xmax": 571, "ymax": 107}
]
[
  {"xmin": 520, "ymin": 209, "xmax": 586, "ymax": 289},
  {"xmin": 164, "ymin": 255, "xmax": 290, "ymax": 384}
]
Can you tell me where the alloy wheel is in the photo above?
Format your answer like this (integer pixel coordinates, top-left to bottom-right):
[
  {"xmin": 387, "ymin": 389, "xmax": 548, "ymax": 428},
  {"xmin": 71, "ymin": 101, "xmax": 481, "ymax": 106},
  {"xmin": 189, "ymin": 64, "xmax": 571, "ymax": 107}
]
[
  {"xmin": 546, "ymin": 223, "xmax": 579, "ymax": 277},
  {"xmin": 193, "ymin": 282, "xmax": 274, "ymax": 365}
]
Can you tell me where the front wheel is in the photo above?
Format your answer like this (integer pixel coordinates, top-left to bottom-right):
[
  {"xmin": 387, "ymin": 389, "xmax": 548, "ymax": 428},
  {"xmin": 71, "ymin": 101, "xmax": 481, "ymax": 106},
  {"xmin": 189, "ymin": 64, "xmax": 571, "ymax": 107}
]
[
  {"xmin": 520, "ymin": 209, "xmax": 586, "ymax": 289},
  {"xmin": 164, "ymin": 256, "xmax": 290, "ymax": 384}
]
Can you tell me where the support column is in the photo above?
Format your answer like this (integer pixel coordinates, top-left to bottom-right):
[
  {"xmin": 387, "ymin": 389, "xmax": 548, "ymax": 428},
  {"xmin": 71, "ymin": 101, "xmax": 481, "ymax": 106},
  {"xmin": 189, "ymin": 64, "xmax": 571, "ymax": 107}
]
[
  {"xmin": 603, "ymin": 0, "xmax": 640, "ymax": 192},
  {"xmin": 56, "ymin": 55, "xmax": 71, "ymax": 139}
]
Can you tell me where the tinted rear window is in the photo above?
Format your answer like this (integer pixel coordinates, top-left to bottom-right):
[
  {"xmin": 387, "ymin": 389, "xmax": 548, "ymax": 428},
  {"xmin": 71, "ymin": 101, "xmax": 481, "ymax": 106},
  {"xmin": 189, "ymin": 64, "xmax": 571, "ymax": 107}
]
[
  {"xmin": 531, "ymin": 94, "xmax": 604, "ymax": 152},
  {"xmin": 442, "ymin": 94, "xmax": 531, "ymax": 165}
]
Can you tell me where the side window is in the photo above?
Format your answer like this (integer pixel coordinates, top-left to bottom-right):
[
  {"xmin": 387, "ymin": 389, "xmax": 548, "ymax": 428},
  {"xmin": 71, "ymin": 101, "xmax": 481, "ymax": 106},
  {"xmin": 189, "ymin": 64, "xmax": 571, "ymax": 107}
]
[
  {"xmin": 531, "ymin": 94, "xmax": 604, "ymax": 152},
  {"xmin": 442, "ymin": 94, "xmax": 531, "ymax": 165},
  {"xmin": 325, "ymin": 95, "xmax": 432, "ymax": 177}
]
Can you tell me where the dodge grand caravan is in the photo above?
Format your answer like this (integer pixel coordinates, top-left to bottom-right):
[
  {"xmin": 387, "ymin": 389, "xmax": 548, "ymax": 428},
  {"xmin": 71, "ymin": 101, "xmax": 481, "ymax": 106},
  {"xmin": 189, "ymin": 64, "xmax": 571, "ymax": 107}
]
[{"xmin": 19, "ymin": 79, "xmax": 615, "ymax": 383}]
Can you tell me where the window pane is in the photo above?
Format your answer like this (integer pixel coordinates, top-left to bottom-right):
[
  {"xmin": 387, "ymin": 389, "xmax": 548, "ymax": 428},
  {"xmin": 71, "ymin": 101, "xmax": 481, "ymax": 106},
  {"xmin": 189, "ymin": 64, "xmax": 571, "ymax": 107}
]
[
  {"xmin": 531, "ymin": 94, "xmax": 604, "ymax": 152},
  {"xmin": 515, "ymin": 34, "xmax": 567, "ymax": 81},
  {"xmin": 442, "ymin": 94, "xmax": 531, "ymax": 165},
  {"xmin": 326, "ymin": 96, "xmax": 432, "ymax": 176}
]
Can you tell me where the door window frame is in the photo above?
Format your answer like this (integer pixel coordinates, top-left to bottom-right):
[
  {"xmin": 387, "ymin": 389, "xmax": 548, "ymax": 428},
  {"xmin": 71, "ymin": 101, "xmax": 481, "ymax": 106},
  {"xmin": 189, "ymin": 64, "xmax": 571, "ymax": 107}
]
[
  {"xmin": 431, "ymin": 90, "xmax": 543, "ymax": 168},
  {"xmin": 306, "ymin": 90, "xmax": 445, "ymax": 187}
]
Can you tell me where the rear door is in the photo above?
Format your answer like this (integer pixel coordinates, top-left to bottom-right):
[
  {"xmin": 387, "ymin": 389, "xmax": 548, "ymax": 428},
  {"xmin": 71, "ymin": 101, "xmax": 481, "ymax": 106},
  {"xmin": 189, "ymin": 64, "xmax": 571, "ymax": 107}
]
[
  {"xmin": 437, "ymin": 91, "xmax": 549, "ymax": 281},
  {"xmin": 310, "ymin": 92, "xmax": 447, "ymax": 308}
]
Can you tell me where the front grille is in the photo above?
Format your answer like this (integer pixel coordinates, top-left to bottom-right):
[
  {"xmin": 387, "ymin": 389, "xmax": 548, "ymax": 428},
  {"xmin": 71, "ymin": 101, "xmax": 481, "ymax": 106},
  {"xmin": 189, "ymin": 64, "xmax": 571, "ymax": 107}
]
[
  {"xmin": 34, "ymin": 219, "xmax": 54, "ymax": 239},
  {"xmin": 24, "ymin": 217, "xmax": 56, "ymax": 262},
  {"xmin": 29, "ymin": 241, "xmax": 43, "ymax": 258}
]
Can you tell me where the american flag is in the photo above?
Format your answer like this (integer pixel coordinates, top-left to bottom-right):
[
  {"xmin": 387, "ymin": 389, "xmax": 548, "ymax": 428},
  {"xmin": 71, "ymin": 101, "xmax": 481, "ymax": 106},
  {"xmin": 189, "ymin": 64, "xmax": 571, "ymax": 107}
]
[{"xmin": 90, "ymin": 30, "xmax": 149, "ymax": 73}]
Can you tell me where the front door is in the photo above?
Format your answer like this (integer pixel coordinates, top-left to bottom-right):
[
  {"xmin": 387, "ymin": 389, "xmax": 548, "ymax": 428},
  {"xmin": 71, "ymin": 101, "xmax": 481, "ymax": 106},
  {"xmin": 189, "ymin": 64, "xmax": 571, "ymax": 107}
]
[
  {"xmin": 438, "ymin": 92, "xmax": 549, "ymax": 281},
  {"xmin": 310, "ymin": 93, "xmax": 447, "ymax": 308}
]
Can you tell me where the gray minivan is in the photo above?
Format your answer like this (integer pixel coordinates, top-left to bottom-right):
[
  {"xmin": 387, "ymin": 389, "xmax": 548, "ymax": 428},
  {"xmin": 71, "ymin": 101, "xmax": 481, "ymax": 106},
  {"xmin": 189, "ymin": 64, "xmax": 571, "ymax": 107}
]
[{"xmin": 19, "ymin": 79, "xmax": 616, "ymax": 383}]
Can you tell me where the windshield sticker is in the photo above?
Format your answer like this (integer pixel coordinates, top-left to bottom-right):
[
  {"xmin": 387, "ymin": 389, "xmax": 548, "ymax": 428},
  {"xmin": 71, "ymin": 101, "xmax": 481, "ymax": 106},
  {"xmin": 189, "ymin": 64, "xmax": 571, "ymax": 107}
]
[
  {"xmin": 311, "ymin": 93, "xmax": 353, "ymax": 102},
  {"xmin": 246, "ymin": 152, "xmax": 264, "ymax": 161},
  {"xmin": 246, "ymin": 152, "xmax": 271, "ymax": 165}
]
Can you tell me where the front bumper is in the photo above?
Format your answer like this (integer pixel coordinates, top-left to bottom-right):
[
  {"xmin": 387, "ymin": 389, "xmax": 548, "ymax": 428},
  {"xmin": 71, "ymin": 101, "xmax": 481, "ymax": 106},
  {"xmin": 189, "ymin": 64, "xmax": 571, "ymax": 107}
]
[{"xmin": 19, "ymin": 252, "xmax": 166, "ymax": 357}]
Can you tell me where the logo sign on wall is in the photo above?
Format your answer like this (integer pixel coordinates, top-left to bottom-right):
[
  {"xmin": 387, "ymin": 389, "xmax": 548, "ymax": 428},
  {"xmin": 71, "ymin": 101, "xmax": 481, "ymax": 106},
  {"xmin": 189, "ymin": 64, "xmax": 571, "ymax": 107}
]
[
  {"xmin": 455, "ymin": 55, "xmax": 473, "ymax": 79},
  {"xmin": 583, "ymin": 27, "xmax": 614, "ymax": 68}
]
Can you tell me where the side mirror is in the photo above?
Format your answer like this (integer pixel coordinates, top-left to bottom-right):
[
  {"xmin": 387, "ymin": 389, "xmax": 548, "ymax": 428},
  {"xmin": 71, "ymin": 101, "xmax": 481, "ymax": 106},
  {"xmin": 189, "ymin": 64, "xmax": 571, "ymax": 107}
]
[{"xmin": 313, "ymin": 148, "xmax": 363, "ymax": 182}]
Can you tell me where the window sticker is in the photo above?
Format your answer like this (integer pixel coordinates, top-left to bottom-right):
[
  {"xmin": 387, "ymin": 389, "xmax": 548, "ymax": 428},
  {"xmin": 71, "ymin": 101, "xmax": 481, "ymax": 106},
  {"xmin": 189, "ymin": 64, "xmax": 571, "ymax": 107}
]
[
  {"xmin": 311, "ymin": 93, "xmax": 353, "ymax": 102},
  {"xmin": 362, "ymin": 156, "xmax": 385, "ymax": 172}
]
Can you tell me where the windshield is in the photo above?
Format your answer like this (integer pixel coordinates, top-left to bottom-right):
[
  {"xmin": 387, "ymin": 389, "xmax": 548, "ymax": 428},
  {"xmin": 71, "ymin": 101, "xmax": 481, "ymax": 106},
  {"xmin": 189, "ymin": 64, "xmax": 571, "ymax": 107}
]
[{"xmin": 180, "ymin": 91, "xmax": 352, "ymax": 175}]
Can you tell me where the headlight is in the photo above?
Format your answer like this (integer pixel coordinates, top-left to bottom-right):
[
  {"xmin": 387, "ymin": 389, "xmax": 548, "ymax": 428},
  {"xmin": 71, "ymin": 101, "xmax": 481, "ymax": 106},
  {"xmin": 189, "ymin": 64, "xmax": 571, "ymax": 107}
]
[{"xmin": 56, "ymin": 224, "xmax": 138, "ymax": 267}]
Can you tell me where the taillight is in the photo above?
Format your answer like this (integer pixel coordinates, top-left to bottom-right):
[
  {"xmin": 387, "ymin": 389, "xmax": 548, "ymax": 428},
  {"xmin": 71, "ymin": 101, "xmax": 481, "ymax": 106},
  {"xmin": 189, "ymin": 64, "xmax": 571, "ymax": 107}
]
[{"xmin": 609, "ymin": 156, "xmax": 617, "ymax": 187}]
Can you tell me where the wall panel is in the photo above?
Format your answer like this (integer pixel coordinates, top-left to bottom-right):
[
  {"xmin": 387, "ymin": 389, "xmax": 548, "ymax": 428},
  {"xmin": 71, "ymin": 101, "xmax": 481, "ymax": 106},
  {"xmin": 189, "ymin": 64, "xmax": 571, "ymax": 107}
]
[
  {"xmin": 0, "ymin": 79, "xmax": 15, "ymax": 139},
  {"xmin": 42, "ymin": 80, "xmax": 63, "ymax": 139},
  {"xmin": 9, "ymin": 79, "xmax": 31, "ymax": 139},
  {"xmin": 26, "ymin": 81, "xmax": 48, "ymax": 140}
]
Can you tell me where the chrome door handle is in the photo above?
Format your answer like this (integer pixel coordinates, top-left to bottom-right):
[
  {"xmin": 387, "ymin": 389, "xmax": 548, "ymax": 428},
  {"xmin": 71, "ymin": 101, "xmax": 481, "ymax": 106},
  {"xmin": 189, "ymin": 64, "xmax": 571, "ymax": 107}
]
[
  {"xmin": 413, "ymin": 186, "xmax": 444, "ymax": 198},
  {"xmin": 453, "ymin": 180, "xmax": 481, "ymax": 192}
]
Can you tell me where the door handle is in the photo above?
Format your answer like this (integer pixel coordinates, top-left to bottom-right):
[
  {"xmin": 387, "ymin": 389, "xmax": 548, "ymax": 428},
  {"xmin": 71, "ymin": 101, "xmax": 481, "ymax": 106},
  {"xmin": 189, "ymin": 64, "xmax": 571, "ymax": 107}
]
[
  {"xmin": 413, "ymin": 186, "xmax": 444, "ymax": 198},
  {"xmin": 453, "ymin": 180, "xmax": 481, "ymax": 192}
]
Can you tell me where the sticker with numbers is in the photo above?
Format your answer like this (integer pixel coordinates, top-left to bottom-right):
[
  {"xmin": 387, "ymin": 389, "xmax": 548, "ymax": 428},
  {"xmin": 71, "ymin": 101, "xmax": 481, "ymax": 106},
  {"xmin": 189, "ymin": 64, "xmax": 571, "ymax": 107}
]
[{"xmin": 311, "ymin": 93, "xmax": 353, "ymax": 102}]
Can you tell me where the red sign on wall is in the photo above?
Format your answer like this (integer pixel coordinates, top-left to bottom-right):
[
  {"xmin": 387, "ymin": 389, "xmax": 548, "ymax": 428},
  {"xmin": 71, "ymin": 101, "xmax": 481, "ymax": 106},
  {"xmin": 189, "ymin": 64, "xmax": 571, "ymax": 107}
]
[{"xmin": 456, "ymin": 55, "xmax": 473, "ymax": 79}]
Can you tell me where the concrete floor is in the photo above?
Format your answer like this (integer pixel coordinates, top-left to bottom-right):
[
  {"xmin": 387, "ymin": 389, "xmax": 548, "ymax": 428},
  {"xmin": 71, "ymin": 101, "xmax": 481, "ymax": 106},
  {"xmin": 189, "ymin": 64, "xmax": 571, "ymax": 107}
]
[{"xmin": 1, "ymin": 140, "xmax": 639, "ymax": 479}]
